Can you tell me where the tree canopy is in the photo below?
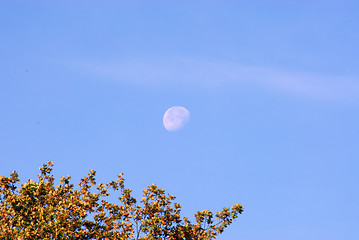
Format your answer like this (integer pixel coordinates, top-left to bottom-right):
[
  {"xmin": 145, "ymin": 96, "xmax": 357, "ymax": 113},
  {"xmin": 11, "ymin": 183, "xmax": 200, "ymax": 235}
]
[{"xmin": 0, "ymin": 161, "xmax": 243, "ymax": 239}]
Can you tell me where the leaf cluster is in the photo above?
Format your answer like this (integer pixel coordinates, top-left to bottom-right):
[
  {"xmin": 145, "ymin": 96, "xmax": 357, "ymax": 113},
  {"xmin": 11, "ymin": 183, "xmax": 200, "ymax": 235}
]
[{"xmin": 0, "ymin": 161, "xmax": 243, "ymax": 239}]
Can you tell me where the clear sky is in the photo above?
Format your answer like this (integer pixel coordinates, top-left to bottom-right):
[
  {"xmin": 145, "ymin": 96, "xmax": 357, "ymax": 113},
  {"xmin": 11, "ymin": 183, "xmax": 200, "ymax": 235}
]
[{"xmin": 1, "ymin": 1, "xmax": 359, "ymax": 239}]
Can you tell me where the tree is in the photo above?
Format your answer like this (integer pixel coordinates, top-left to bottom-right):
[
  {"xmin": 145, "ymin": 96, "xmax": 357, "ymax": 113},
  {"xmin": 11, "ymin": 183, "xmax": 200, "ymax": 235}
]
[{"xmin": 0, "ymin": 161, "xmax": 243, "ymax": 239}]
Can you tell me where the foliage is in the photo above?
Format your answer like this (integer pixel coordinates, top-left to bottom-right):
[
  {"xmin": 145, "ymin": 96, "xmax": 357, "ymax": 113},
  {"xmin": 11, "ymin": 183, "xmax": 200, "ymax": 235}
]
[{"xmin": 0, "ymin": 161, "xmax": 243, "ymax": 239}]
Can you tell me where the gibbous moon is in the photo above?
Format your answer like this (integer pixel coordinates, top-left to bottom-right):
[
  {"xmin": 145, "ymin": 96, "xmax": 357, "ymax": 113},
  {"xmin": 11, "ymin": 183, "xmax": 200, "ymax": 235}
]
[{"xmin": 163, "ymin": 106, "xmax": 190, "ymax": 131}]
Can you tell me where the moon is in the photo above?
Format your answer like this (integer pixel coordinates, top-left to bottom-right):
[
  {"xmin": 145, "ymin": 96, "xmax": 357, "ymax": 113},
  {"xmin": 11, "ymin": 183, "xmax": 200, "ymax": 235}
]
[{"xmin": 163, "ymin": 106, "xmax": 190, "ymax": 131}]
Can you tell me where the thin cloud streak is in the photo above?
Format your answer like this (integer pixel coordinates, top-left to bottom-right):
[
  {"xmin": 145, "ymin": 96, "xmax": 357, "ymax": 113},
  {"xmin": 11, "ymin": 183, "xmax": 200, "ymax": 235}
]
[{"xmin": 75, "ymin": 57, "xmax": 359, "ymax": 102}]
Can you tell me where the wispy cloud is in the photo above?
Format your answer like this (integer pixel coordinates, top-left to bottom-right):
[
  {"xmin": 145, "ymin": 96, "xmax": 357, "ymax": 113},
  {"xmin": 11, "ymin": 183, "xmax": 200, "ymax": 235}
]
[{"xmin": 73, "ymin": 57, "xmax": 359, "ymax": 102}]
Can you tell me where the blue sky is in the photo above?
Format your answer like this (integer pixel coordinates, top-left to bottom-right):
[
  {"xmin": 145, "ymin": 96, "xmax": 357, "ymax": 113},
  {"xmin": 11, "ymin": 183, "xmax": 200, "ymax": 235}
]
[{"xmin": 1, "ymin": 1, "xmax": 359, "ymax": 239}]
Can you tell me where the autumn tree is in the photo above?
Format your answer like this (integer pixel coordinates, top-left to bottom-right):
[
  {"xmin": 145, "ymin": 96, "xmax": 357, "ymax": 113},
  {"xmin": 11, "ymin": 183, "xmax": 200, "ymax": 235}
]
[{"xmin": 0, "ymin": 161, "xmax": 243, "ymax": 239}]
